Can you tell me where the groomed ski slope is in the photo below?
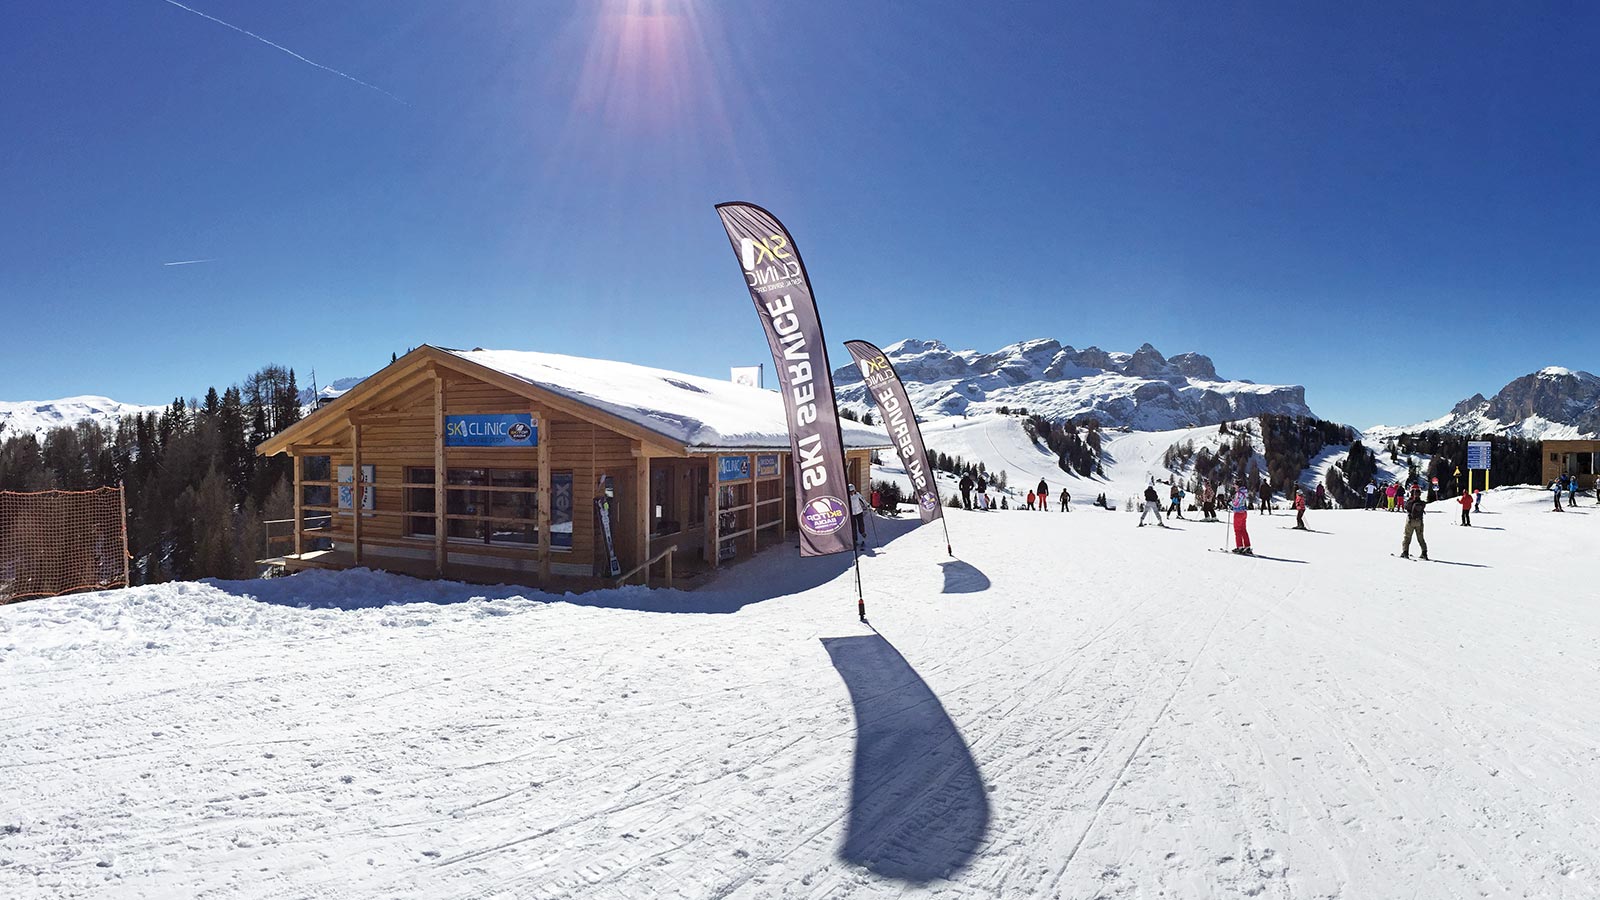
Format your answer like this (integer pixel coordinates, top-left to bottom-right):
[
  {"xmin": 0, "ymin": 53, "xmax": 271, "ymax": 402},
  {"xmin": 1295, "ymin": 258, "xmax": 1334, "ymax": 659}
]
[
  {"xmin": 4, "ymin": 486, "xmax": 1598, "ymax": 899},
  {"xmin": 906, "ymin": 414, "xmax": 1426, "ymax": 511}
]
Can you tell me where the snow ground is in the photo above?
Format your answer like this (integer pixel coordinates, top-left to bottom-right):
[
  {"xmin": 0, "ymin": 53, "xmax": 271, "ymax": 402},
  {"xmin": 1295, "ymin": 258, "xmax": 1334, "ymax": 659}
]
[{"xmin": 4, "ymin": 487, "xmax": 1600, "ymax": 899}]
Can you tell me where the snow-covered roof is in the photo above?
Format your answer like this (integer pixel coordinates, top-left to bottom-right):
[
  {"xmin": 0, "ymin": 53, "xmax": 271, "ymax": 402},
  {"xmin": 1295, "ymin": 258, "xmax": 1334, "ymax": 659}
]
[{"xmin": 446, "ymin": 348, "xmax": 889, "ymax": 451}]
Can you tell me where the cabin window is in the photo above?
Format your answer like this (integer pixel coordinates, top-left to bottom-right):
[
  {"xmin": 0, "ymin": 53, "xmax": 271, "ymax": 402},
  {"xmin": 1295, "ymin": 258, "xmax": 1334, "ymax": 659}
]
[
  {"xmin": 404, "ymin": 468, "xmax": 435, "ymax": 536},
  {"xmin": 686, "ymin": 465, "xmax": 709, "ymax": 528},
  {"xmin": 404, "ymin": 467, "xmax": 570, "ymax": 548},
  {"xmin": 651, "ymin": 464, "xmax": 679, "ymax": 535},
  {"xmin": 301, "ymin": 456, "xmax": 332, "ymax": 508}
]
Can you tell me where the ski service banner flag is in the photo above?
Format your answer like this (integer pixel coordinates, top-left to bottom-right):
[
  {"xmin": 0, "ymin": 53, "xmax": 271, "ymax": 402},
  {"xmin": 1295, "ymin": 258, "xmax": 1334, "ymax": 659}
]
[
  {"xmin": 844, "ymin": 340, "xmax": 944, "ymax": 523},
  {"xmin": 715, "ymin": 202, "xmax": 853, "ymax": 557}
]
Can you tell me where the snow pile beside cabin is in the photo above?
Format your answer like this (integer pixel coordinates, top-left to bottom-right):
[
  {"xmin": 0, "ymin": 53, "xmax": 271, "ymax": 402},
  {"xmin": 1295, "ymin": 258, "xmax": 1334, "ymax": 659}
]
[{"xmin": 446, "ymin": 349, "xmax": 886, "ymax": 450}]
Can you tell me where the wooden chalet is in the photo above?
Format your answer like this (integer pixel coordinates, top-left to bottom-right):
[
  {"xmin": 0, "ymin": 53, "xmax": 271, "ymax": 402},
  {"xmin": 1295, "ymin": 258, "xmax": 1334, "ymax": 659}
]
[
  {"xmin": 256, "ymin": 346, "xmax": 888, "ymax": 589},
  {"xmin": 1543, "ymin": 439, "xmax": 1600, "ymax": 489}
]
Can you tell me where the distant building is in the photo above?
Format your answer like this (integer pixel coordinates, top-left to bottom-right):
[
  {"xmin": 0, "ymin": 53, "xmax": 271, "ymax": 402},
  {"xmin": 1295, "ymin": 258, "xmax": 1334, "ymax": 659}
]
[
  {"xmin": 1542, "ymin": 439, "xmax": 1600, "ymax": 488},
  {"xmin": 257, "ymin": 346, "xmax": 886, "ymax": 589}
]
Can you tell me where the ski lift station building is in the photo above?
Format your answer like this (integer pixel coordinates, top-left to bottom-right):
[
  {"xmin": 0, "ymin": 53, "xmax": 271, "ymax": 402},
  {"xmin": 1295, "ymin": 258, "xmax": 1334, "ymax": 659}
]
[{"xmin": 257, "ymin": 346, "xmax": 889, "ymax": 588}]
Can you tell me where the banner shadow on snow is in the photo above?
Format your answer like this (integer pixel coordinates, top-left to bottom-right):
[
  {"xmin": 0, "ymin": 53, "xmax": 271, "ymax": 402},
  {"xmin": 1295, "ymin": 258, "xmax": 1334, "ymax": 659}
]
[
  {"xmin": 939, "ymin": 560, "xmax": 990, "ymax": 594},
  {"xmin": 821, "ymin": 634, "xmax": 989, "ymax": 883}
]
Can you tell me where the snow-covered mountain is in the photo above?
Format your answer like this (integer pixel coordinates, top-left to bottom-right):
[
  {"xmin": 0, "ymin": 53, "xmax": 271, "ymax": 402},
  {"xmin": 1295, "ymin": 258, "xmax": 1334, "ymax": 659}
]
[
  {"xmin": 298, "ymin": 376, "xmax": 366, "ymax": 407},
  {"xmin": 832, "ymin": 338, "xmax": 1314, "ymax": 430},
  {"xmin": 0, "ymin": 396, "xmax": 162, "ymax": 439},
  {"xmin": 1368, "ymin": 366, "xmax": 1600, "ymax": 441}
]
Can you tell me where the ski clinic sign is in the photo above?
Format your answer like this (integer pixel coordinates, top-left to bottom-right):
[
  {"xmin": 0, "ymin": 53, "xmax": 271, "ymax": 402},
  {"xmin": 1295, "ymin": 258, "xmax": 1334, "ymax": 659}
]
[
  {"xmin": 445, "ymin": 414, "xmax": 537, "ymax": 448},
  {"xmin": 718, "ymin": 455, "xmax": 751, "ymax": 482},
  {"xmin": 715, "ymin": 202, "xmax": 853, "ymax": 558}
]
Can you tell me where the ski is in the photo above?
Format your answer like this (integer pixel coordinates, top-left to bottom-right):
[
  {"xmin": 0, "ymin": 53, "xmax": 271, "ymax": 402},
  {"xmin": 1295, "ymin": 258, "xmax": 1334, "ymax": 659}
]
[
  {"xmin": 1208, "ymin": 549, "xmax": 1305, "ymax": 563},
  {"xmin": 596, "ymin": 484, "xmax": 622, "ymax": 578}
]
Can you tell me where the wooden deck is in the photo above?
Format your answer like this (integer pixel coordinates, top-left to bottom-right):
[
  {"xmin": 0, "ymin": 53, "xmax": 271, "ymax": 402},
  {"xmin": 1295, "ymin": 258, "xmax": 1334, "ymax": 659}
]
[{"xmin": 274, "ymin": 549, "xmax": 702, "ymax": 593}]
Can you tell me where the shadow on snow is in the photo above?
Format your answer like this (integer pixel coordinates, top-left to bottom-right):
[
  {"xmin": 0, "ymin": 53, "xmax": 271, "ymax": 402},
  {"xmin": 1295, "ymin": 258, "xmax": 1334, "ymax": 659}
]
[
  {"xmin": 206, "ymin": 513, "xmax": 930, "ymax": 615},
  {"xmin": 821, "ymin": 632, "xmax": 989, "ymax": 884},
  {"xmin": 939, "ymin": 560, "xmax": 990, "ymax": 594}
]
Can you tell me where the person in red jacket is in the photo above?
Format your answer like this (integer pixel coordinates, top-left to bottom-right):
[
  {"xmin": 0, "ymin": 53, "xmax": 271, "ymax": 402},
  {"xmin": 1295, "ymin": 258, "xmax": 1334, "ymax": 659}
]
[
  {"xmin": 1458, "ymin": 489, "xmax": 1473, "ymax": 526},
  {"xmin": 1292, "ymin": 489, "xmax": 1308, "ymax": 530}
]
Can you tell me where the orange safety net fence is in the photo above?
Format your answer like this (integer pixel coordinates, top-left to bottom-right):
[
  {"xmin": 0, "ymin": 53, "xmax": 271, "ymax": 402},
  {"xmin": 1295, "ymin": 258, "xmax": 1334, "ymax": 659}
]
[{"xmin": 1, "ymin": 486, "xmax": 129, "ymax": 604}]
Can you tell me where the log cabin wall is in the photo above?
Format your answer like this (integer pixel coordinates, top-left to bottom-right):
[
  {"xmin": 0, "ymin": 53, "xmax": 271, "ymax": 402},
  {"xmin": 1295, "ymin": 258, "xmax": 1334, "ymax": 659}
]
[
  {"xmin": 268, "ymin": 349, "xmax": 890, "ymax": 589},
  {"xmin": 291, "ymin": 373, "xmax": 646, "ymax": 582}
]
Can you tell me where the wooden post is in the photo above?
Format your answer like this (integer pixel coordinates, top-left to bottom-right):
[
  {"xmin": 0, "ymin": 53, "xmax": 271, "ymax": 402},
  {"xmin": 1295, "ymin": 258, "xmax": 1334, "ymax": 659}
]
[
  {"xmin": 292, "ymin": 452, "xmax": 303, "ymax": 557},
  {"xmin": 434, "ymin": 371, "xmax": 447, "ymax": 576},
  {"xmin": 537, "ymin": 408, "xmax": 551, "ymax": 582},
  {"xmin": 708, "ymin": 455, "xmax": 720, "ymax": 569},
  {"xmin": 351, "ymin": 421, "xmax": 363, "ymax": 567},
  {"xmin": 118, "ymin": 482, "xmax": 131, "ymax": 588},
  {"xmin": 635, "ymin": 447, "xmax": 649, "ymax": 583},
  {"xmin": 747, "ymin": 452, "xmax": 757, "ymax": 556},
  {"xmin": 779, "ymin": 452, "xmax": 787, "ymax": 542}
]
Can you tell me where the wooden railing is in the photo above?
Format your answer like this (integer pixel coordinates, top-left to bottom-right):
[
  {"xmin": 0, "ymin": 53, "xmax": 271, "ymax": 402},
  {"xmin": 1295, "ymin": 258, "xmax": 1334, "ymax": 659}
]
[
  {"xmin": 614, "ymin": 545, "xmax": 676, "ymax": 589},
  {"xmin": 262, "ymin": 515, "xmax": 333, "ymax": 560}
]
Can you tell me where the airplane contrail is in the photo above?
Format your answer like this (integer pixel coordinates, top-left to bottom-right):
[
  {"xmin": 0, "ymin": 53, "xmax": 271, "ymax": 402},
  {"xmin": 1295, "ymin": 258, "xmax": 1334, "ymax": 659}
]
[
  {"xmin": 163, "ymin": 258, "xmax": 217, "ymax": 266},
  {"xmin": 159, "ymin": 0, "xmax": 406, "ymax": 105}
]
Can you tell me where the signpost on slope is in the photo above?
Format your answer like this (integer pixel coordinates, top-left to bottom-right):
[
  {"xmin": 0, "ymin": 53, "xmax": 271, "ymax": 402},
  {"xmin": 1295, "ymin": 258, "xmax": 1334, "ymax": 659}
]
[{"xmin": 1466, "ymin": 441, "xmax": 1492, "ymax": 493}]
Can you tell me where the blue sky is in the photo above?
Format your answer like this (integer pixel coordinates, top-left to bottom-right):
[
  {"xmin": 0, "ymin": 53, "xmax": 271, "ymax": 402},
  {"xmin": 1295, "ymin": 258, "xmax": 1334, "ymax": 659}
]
[{"xmin": 2, "ymin": 1, "xmax": 1596, "ymax": 427}]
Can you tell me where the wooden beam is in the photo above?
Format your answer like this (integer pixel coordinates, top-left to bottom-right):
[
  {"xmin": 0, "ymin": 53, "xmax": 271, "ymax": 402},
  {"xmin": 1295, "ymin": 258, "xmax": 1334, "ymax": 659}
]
[
  {"xmin": 434, "ymin": 371, "xmax": 447, "ymax": 576},
  {"xmin": 292, "ymin": 452, "xmax": 303, "ymax": 557},
  {"xmin": 351, "ymin": 421, "xmax": 363, "ymax": 567},
  {"xmin": 708, "ymin": 454, "xmax": 720, "ymax": 569},
  {"xmin": 746, "ymin": 452, "xmax": 756, "ymax": 557},
  {"xmin": 258, "ymin": 362, "xmax": 439, "ymax": 455},
  {"xmin": 635, "ymin": 445, "xmax": 649, "ymax": 582},
  {"xmin": 537, "ymin": 407, "xmax": 551, "ymax": 583}
]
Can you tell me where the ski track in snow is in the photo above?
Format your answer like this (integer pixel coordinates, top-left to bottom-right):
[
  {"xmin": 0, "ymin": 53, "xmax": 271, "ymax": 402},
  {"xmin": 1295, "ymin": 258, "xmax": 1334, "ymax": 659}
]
[{"xmin": 4, "ymin": 488, "xmax": 1600, "ymax": 898}]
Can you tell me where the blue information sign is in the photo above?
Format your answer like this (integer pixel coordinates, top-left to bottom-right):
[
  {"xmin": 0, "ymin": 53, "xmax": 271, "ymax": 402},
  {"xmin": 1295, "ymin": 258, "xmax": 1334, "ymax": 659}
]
[
  {"xmin": 756, "ymin": 453, "xmax": 780, "ymax": 478},
  {"xmin": 445, "ymin": 414, "xmax": 537, "ymax": 448},
  {"xmin": 718, "ymin": 455, "xmax": 751, "ymax": 482},
  {"xmin": 1466, "ymin": 441, "xmax": 1491, "ymax": 470}
]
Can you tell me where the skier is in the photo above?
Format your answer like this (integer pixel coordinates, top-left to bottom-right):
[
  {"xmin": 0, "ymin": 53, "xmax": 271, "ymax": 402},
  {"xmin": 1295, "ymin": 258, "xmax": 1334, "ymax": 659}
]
[
  {"xmin": 1430, "ymin": 475, "xmax": 1440, "ymax": 502},
  {"xmin": 1568, "ymin": 475, "xmax": 1579, "ymax": 507},
  {"xmin": 1229, "ymin": 482, "xmax": 1253, "ymax": 554},
  {"xmin": 1473, "ymin": 487, "xmax": 1483, "ymax": 513},
  {"xmin": 1552, "ymin": 478, "xmax": 1564, "ymax": 512},
  {"xmin": 1168, "ymin": 484, "xmax": 1185, "ymax": 519},
  {"xmin": 1200, "ymin": 482, "xmax": 1217, "ymax": 521},
  {"xmin": 848, "ymin": 484, "xmax": 868, "ymax": 550},
  {"xmin": 1259, "ymin": 482, "xmax": 1273, "ymax": 514},
  {"xmin": 1385, "ymin": 482, "xmax": 1398, "ymax": 511},
  {"xmin": 1315, "ymin": 482, "xmax": 1326, "ymax": 509},
  {"xmin": 1400, "ymin": 485, "xmax": 1429, "ymax": 559},
  {"xmin": 1037, "ymin": 478, "xmax": 1049, "ymax": 513},
  {"xmin": 1292, "ymin": 489, "xmax": 1308, "ymax": 530},
  {"xmin": 1059, "ymin": 487, "xmax": 1071, "ymax": 511},
  {"xmin": 1025, "ymin": 489, "xmax": 1035, "ymax": 511},
  {"xmin": 959, "ymin": 473, "xmax": 974, "ymax": 510},
  {"xmin": 1365, "ymin": 480, "xmax": 1377, "ymax": 510},
  {"xmin": 976, "ymin": 475, "xmax": 989, "ymax": 511},
  {"xmin": 1138, "ymin": 483, "xmax": 1164, "ymax": 527},
  {"xmin": 1458, "ymin": 489, "xmax": 1472, "ymax": 526}
]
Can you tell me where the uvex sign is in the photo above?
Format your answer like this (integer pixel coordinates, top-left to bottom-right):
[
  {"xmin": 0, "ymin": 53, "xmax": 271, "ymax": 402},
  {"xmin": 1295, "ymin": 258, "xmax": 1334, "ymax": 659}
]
[{"xmin": 445, "ymin": 414, "xmax": 537, "ymax": 448}]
